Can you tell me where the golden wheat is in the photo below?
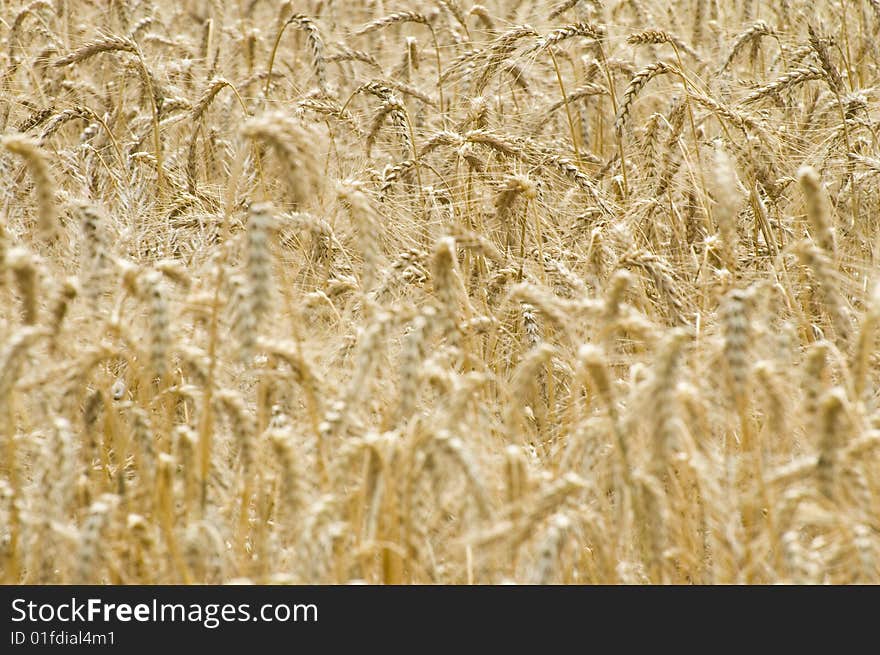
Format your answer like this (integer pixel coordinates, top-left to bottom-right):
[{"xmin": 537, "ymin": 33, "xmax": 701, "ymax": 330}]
[{"xmin": 1, "ymin": 0, "xmax": 880, "ymax": 586}]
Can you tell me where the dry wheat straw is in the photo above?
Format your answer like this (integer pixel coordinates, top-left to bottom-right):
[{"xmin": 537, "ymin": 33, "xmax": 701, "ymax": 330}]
[
  {"xmin": 719, "ymin": 21, "xmax": 777, "ymax": 74},
  {"xmin": 741, "ymin": 65, "xmax": 825, "ymax": 104},
  {"xmin": 7, "ymin": 249, "xmax": 38, "ymax": 325},
  {"xmin": 615, "ymin": 62, "xmax": 676, "ymax": 134},
  {"xmin": 798, "ymin": 166, "xmax": 836, "ymax": 254}
]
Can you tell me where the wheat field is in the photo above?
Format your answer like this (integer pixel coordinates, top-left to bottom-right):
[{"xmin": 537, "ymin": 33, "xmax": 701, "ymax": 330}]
[{"xmin": 2, "ymin": 0, "xmax": 880, "ymax": 585}]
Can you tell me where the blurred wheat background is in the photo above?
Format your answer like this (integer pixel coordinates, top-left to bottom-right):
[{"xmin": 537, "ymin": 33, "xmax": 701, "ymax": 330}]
[{"xmin": 1, "ymin": 0, "xmax": 879, "ymax": 584}]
